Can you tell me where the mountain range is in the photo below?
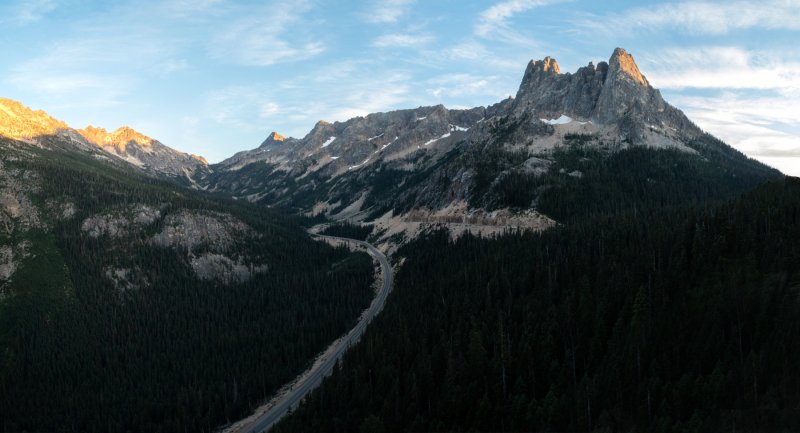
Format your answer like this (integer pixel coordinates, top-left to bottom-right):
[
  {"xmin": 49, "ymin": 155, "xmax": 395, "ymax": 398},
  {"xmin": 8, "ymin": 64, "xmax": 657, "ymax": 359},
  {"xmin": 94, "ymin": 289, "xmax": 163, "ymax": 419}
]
[
  {"xmin": 0, "ymin": 48, "xmax": 777, "ymax": 243},
  {"xmin": 0, "ymin": 48, "xmax": 796, "ymax": 433}
]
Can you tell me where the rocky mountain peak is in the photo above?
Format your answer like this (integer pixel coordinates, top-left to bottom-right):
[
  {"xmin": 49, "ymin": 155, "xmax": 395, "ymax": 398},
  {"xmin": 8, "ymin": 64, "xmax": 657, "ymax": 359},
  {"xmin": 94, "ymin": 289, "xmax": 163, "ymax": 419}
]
[
  {"xmin": 259, "ymin": 131, "xmax": 288, "ymax": 148},
  {"xmin": 519, "ymin": 56, "xmax": 561, "ymax": 88},
  {"xmin": 109, "ymin": 126, "xmax": 154, "ymax": 148},
  {"xmin": 267, "ymin": 131, "xmax": 285, "ymax": 141},
  {"xmin": 608, "ymin": 47, "xmax": 648, "ymax": 86},
  {"xmin": 536, "ymin": 56, "xmax": 561, "ymax": 74},
  {"xmin": 511, "ymin": 48, "xmax": 700, "ymax": 143},
  {"xmin": 0, "ymin": 97, "xmax": 71, "ymax": 140},
  {"xmin": 191, "ymin": 154, "xmax": 209, "ymax": 165},
  {"xmin": 78, "ymin": 125, "xmax": 154, "ymax": 153}
]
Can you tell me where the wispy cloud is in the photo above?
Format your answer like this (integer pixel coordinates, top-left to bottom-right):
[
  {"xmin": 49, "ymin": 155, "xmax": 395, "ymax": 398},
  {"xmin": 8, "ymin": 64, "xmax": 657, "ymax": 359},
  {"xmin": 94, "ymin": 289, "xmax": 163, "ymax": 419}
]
[
  {"xmin": 362, "ymin": 0, "xmax": 416, "ymax": 24},
  {"xmin": 205, "ymin": 65, "xmax": 414, "ymax": 138},
  {"xmin": 442, "ymin": 39, "xmax": 524, "ymax": 71},
  {"xmin": 6, "ymin": 34, "xmax": 179, "ymax": 107},
  {"xmin": 644, "ymin": 46, "xmax": 800, "ymax": 93},
  {"xmin": 372, "ymin": 33, "xmax": 433, "ymax": 48},
  {"xmin": 210, "ymin": 1, "xmax": 324, "ymax": 66},
  {"xmin": 425, "ymin": 73, "xmax": 500, "ymax": 99},
  {"xmin": 205, "ymin": 86, "xmax": 283, "ymax": 131},
  {"xmin": 6, "ymin": 0, "xmax": 59, "ymax": 25},
  {"xmin": 672, "ymin": 92, "xmax": 800, "ymax": 154},
  {"xmin": 163, "ymin": 0, "xmax": 226, "ymax": 17},
  {"xmin": 639, "ymin": 45, "xmax": 800, "ymax": 173},
  {"xmin": 584, "ymin": 0, "xmax": 800, "ymax": 35},
  {"xmin": 475, "ymin": 0, "xmax": 560, "ymax": 44},
  {"xmin": 325, "ymin": 72, "xmax": 412, "ymax": 120}
]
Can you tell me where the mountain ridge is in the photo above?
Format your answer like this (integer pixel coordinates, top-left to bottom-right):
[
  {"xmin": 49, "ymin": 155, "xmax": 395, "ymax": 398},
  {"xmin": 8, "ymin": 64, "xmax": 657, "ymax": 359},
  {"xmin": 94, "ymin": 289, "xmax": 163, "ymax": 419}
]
[
  {"xmin": 0, "ymin": 98, "xmax": 208, "ymax": 181},
  {"xmin": 198, "ymin": 48, "xmax": 778, "ymax": 248},
  {"xmin": 0, "ymin": 48, "xmax": 781, "ymax": 243}
]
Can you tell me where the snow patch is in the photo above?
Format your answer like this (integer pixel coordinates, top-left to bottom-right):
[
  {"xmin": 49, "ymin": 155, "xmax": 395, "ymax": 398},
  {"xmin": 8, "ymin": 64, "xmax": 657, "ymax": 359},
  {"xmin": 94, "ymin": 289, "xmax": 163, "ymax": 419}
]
[
  {"xmin": 450, "ymin": 124, "xmax": 469, "ymax": 132},
  {"xmin": 348, "ymin": 157, "xmax": 371, "ymax": 170},
  {"xmin": 415, "ymin": 116, "xmax": 427, "ymax": 121},
  {"xmin": 374, "ymin": 137, "xmax": 398, "ymax": 154},
  {"xmin": 424, "ymin": 132, "xmax": 451, "ymax": 146},
  {"xmin": 540, "ymin": 114, "xmax": 573, "ymax": 125},
  {"xmin": 321, "ymin": 136, "xmax": 336, "ymax": 148},
  {"xmin": 368, "ymin": 133, "xmax": 384, "ymax": 141},
  {"xmin": 331, "ymin": 156, "xmax": 339, "ymax": 160}
]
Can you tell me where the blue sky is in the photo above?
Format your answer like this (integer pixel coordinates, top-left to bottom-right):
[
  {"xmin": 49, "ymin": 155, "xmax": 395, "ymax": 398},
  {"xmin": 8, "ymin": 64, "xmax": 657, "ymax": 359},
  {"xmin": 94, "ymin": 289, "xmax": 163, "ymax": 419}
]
[{"xmin": 1, "ymin": 0, "xmax": 799, "ymax": 175}]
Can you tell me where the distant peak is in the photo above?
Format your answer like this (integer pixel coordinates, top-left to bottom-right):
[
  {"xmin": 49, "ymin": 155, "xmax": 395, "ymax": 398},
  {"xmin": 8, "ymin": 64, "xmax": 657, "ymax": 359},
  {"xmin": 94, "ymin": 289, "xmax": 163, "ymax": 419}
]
[
  {"xmin": 259, "ymin": 131, "xmax": 290, "ymax": 148},
  {"xmin": 267, "ymin": 131, "xmax": 285, "ymax": 141},
  {"xmin": 609, "ymin": 47, "xmax": 648, "ymax": 86},
  {"xmin": 0, "ymin": 97, "xmax": 70, "ymax": 140},
  {"xmin": 531, "ymin": 56, "xmax": 560, "ymax": 75},
  {"xmin": 77, "ymin": 125, "xmax": 154, "ymax": 153},
  {"xmin": 191, "ymin": 154, "xmax": 209, "ymax": 165}
]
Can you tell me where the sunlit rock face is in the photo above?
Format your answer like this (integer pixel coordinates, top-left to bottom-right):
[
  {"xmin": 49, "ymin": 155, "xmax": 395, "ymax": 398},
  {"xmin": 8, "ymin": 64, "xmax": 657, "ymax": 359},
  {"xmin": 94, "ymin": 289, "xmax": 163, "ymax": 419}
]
[
  {"xmin": 0, "ymin": 97, "xmax": 208, "ymax": 182},
  {"xmin": 78, "ymin": 125, "xmax": 154, "ymax": 153},
  {"xmin": 513, "ymin": 47, "xmax": 701, "ymax": 143},
  {"xmin": 0, "ymin": 98, "xmax": 70, "ymax": 139},
  {"xmin": 77, "ymin": 125, "xmax": 208, "ymax": 178}
]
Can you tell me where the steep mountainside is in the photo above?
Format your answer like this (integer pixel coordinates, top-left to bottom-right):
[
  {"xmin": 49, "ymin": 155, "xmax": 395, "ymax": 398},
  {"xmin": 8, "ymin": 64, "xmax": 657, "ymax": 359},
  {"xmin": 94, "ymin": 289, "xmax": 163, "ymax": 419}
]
[
  {"xmin": 202, "ymin": 48, "xmax": 778, "ymax": 242},
  {"xmin": 0, "ymin": 135, "xmax": 374, "ymax": 432},
  {"xmin": 0, "ymin": 98, "xmax": 209, "ymax": 184},
  {"xmin": 77, "ymin": 125, "xmax": 208, "ymax": 180}
]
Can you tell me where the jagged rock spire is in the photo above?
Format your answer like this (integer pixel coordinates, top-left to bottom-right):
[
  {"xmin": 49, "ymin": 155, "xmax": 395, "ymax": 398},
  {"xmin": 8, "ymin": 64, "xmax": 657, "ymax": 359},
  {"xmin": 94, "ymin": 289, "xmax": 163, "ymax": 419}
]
[
  {"xmin": 608, "ymin": 47, "xmax": 648, "ymax": 86},
  {"xmin": 512, "ymin": 47, "xmax": 700, "ymax": 143}
]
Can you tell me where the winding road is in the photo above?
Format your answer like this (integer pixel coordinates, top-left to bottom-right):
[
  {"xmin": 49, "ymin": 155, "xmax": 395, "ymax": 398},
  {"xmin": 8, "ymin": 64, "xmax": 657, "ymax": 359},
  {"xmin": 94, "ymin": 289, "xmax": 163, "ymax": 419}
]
[{"xmin": 231, "ymin": 235, "xmax": 393, "ymax": 433}]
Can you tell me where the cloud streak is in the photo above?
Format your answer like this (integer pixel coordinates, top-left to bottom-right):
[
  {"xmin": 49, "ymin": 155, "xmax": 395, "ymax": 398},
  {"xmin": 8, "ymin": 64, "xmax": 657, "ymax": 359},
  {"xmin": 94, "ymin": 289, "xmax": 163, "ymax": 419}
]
[
  {"xmin": 645, "ymin": 46, "xmax": 800, "ymax": 93},
  {"xmin": 8, "ymin": 0, "xmax": 59, "ymax": 25},
  {"xmin": 586, "ymin": 0, "xmax": 800, "ymax": 35},
  {"xmin": 640, "ymin": 45, "xmax": 800, "ymax": 174},
  {"xmin": 372, "ymin": 33, "xmax": 433, "ymax": 48},
  {"xmin": 475, "ymin": 0, "xmax": 561, "ymax": 44},
  {"xmin": 210, "ymin": 1, "xmax": 325, "ymax": 66},
  {"xmin": 363, "ymin": 0, "xmax": 416, "ymax": 24}
]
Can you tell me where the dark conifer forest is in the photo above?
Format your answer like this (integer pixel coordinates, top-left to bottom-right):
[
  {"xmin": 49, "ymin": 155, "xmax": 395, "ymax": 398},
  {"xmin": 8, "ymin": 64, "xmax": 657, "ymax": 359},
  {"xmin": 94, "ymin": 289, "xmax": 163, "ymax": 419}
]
[
  {"xmin": 0, "ymin": 142, "xmax": 376, "ymax": 433},
  {"xmin": 275, "ymin": 178, "xmax": 800, "ymax": 433}
]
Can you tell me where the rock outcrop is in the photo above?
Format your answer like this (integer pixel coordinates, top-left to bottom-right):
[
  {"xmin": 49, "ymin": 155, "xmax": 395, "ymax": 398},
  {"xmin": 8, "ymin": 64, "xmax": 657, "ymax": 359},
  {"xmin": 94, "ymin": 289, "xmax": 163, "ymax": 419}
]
[
  {"xmin": 0, "ymin": 97, "xmax": 209, "ymax": 182},
  {"xmin": 77, "ymin": 125, "xmax": 208, "ymax": 178},
  {"xmin": 513, "ymin": 47, "xmax": 701, "ymax": 143}
]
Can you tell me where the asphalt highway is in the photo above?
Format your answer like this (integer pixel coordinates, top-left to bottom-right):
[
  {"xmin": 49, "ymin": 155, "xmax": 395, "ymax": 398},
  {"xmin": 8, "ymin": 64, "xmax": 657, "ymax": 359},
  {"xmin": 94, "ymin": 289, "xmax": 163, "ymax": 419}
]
[{"xmin": 234, "ymin": 235, "xmax": 393, "ymax": 433}]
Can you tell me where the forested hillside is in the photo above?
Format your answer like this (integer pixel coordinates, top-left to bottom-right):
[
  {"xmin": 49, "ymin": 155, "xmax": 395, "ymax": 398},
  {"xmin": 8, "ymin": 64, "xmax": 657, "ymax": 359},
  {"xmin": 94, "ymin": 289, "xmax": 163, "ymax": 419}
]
[
  {"xmin": 0, "ymin": 138, "xmax": 375, "ymax": 433},
  {"xmin": 275, "ymin": 178, "xmax": 800, "ymax": 433}
]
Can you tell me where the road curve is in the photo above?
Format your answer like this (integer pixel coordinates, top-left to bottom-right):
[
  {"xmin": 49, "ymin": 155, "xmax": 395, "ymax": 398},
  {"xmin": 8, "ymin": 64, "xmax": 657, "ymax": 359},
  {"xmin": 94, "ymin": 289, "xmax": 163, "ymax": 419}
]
[{"xmin": 234, "ymin": 235, "xmax": 393, "ymax": 433}]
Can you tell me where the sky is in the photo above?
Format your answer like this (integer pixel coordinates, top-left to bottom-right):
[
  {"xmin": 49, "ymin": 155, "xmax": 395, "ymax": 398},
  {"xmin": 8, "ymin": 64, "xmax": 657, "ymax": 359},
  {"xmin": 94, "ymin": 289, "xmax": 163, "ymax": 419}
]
[{"xmin": 1, "ymin": 0, "xmax": 798, "ymax": 175}]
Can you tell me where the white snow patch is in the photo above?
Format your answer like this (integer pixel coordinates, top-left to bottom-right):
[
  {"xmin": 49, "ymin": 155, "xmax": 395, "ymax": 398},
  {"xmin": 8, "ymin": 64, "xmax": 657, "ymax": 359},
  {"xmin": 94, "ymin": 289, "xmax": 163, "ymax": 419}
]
[
  {"xmin": 416, "ymin": 116, "xmax": 427, "ymax": 121},
  {"xmin": 348, "ymin": 157, "xmax": 371, "ymax": 170},
  {"xmin": 477, "ymin": 118, "xmax": 485, "ymax": 123},
  {"xmin": 540, "ymin": 114, "xmax": 573, "ymax": 125},
  {"xmin": 424, "ymin": 131, "xmax": 451, "ymax": 146},
  {"xmin": 368, "ymin": 133, "xmax": 384, "ymax": 141},
  {"xmin": 374, "ymin": 137, "xmax": 398, "ymax": 154},
  {"xmin": 450, "ymin": 124, "xmax": 469, "ymax": 132},
  {"xmin": 321, "ymin": 136, "xmax": 336, "ymax": 148},
  {"xmin": 331, "ymin": 156, "xmax": 339, "ymax": 160}
]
